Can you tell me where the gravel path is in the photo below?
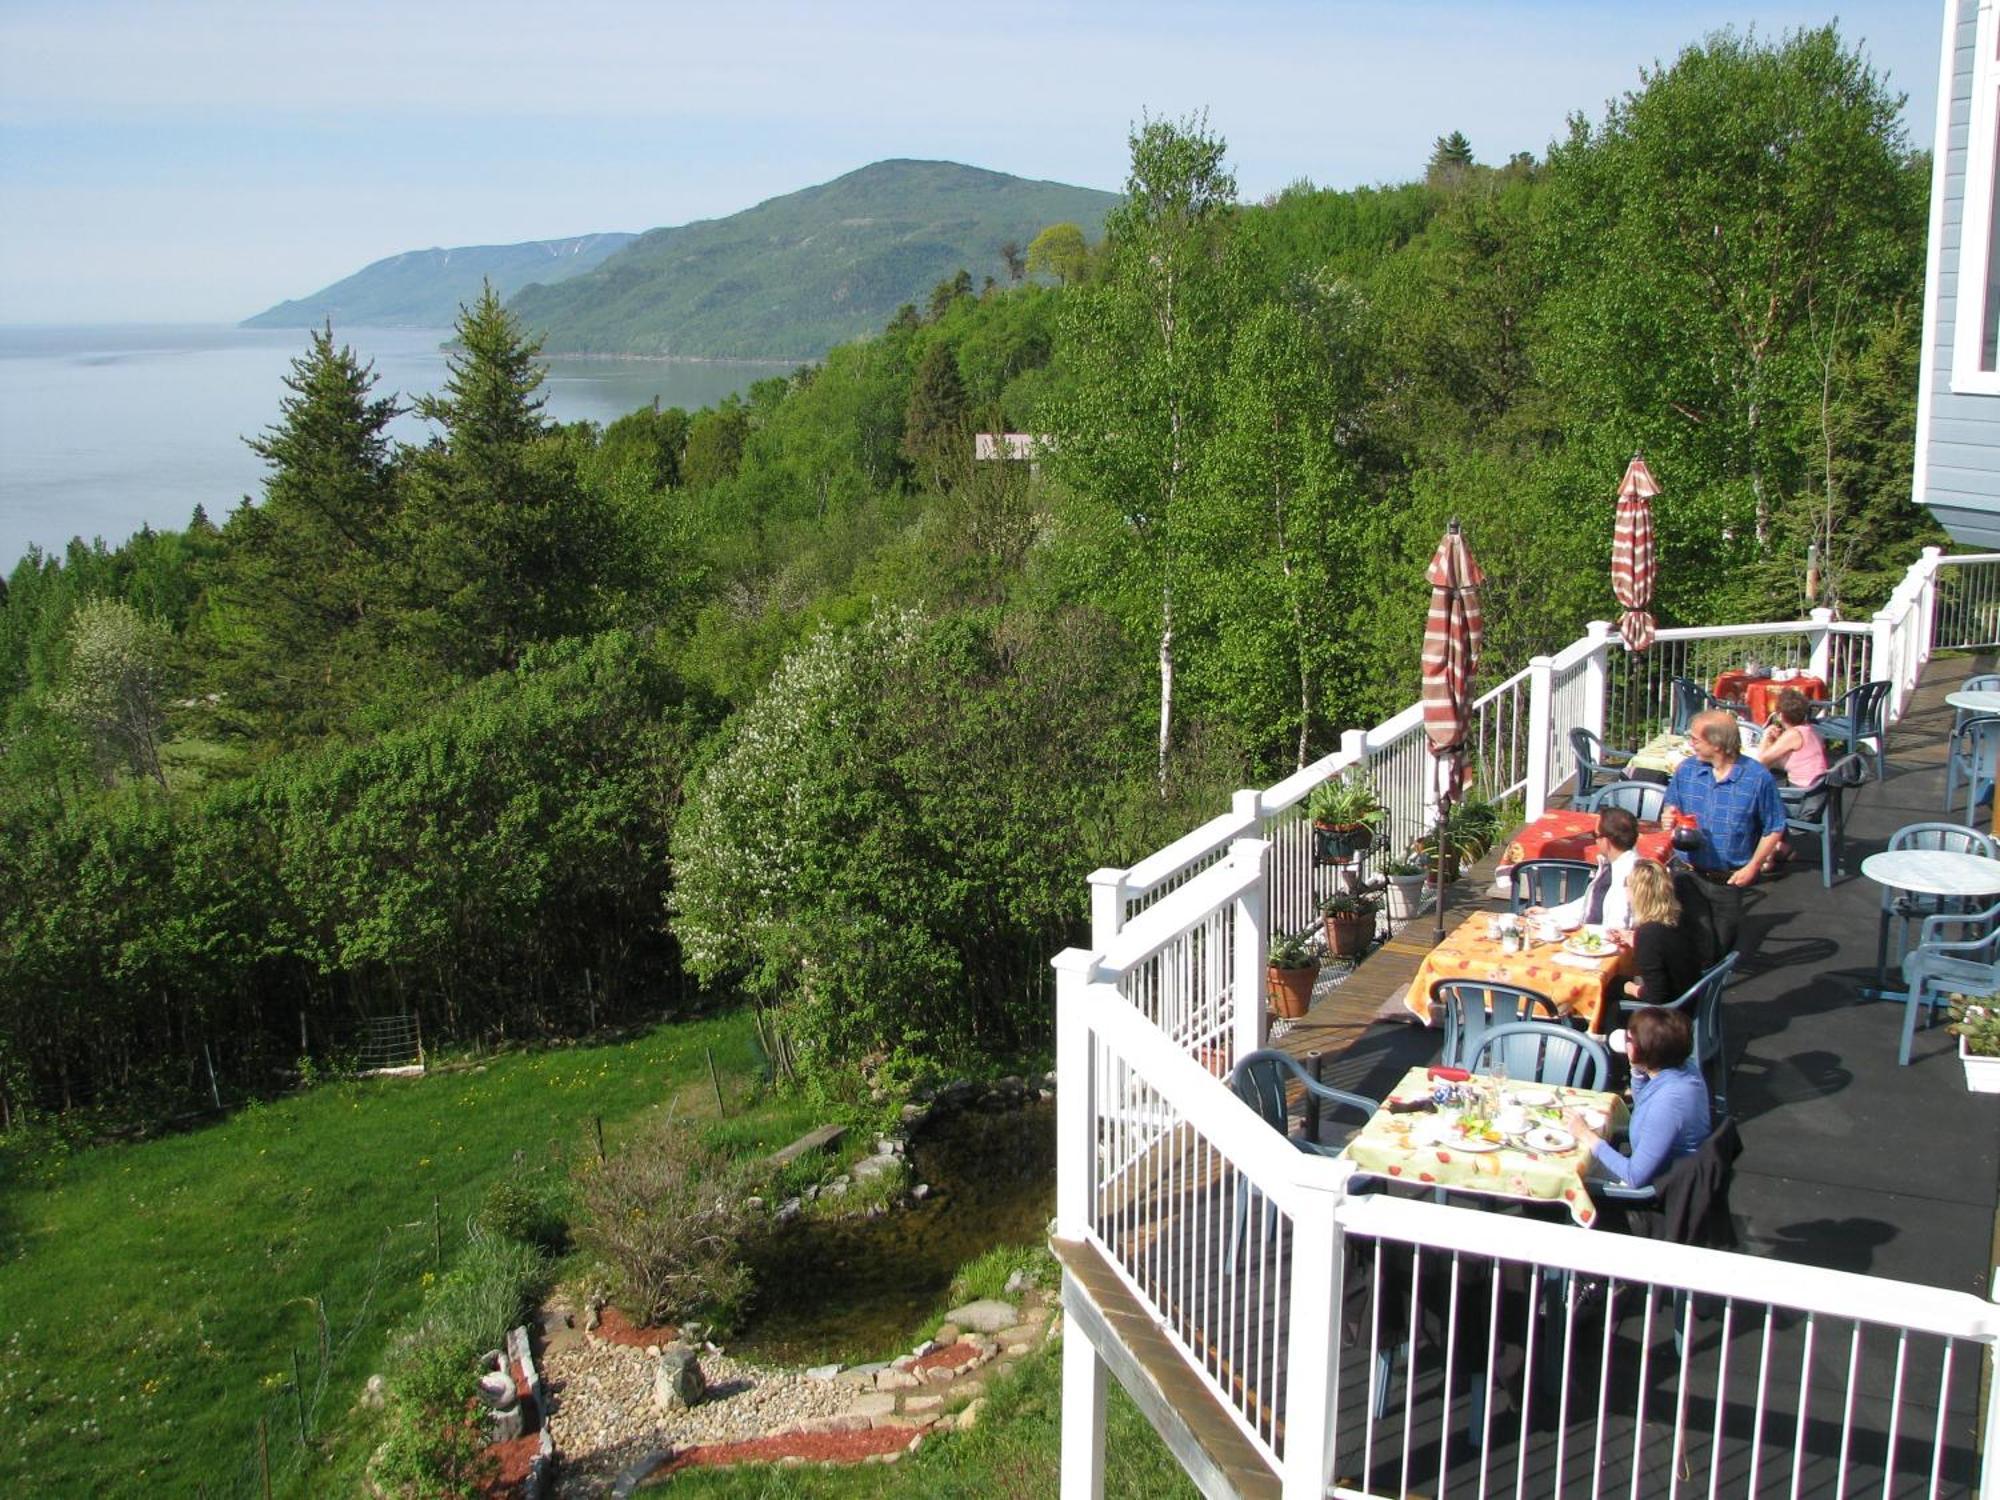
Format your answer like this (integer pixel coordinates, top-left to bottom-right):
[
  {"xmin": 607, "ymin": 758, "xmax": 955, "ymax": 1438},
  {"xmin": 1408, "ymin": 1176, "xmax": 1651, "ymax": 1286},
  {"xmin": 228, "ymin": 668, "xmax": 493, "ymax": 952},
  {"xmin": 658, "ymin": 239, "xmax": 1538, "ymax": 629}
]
[{"xmin": 543, "ymin": 1337, "xmax": 856, "ymax": 1496}]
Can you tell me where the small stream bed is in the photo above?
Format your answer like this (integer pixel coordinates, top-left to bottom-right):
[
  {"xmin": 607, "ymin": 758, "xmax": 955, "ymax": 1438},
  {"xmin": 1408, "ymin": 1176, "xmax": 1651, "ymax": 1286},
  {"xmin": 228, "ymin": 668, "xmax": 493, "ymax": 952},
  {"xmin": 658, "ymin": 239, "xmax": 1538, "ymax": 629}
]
[{"xmin": 729, "ymin": 1097, "xmax": 1054, "ymax": 1365}]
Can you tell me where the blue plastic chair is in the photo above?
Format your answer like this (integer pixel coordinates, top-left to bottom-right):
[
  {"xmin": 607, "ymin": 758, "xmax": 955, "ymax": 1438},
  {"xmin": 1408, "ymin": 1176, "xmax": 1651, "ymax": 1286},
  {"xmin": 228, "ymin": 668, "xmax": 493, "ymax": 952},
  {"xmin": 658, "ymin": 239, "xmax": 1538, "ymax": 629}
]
[
  {"xmin": 1569, "ymin": 727, "xmax": 1633, "ymax": 801},
  {"xmin": 1225, "ymin": 1050, "xmax": 1377, "ymax": 1269},
  {"xmin": 1620, "ymin": 952, "xmax": 1740, "ymax": 1112},
  {"xmin": 1586, "ymin": 780, "xmax": 1667, "ymax": 824},
  {"xmin": 1780, "ymin": 752, "xmax": 1868, "ymax": 888},
  {"xmin": 1899, "ymin": 902, "xmax": 2000, "ymax": 1066},
  {"xmin": 1873, "ymin": 823, "xmax": 2000, "ymax": 996},
  {"xmin": 1945, "ymin": 717, "xmax": 2000, "ymax": 825},
  {"xmin": 1432, "ymin": 980, "xmax": 1562, "ymax": 1070},
  {"xmin": 1669, "ymin": 676, "xmax": 1710, "ymax": 736},
  {"xmin": 1952, "ymin": 674, "xmax": 2000, "ymax": 739},
  {"xmin": 1466, "ymin": 1021, "xmax": 1612, "ymax": 1090},
  {"xmin": 1815, "ymin": 680, "xmax": 1891, "ymax": 782},
  {"xmin": 1508, "ymin": 859, "xmax": 1595, "ymax": 913}
]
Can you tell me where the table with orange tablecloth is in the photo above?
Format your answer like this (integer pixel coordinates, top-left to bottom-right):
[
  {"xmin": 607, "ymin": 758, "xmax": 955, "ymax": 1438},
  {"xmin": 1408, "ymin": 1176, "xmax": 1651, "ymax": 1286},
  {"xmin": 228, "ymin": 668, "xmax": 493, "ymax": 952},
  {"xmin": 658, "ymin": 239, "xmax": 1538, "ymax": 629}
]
[
  {"xmin": 1495, "ymin": 807, "xmax": 1677, "ymax": 874},
  {"xmin": 1403, "ymin": 910, "xmax": 1634, "ymax": 1033},
  {"xmin": 1713, "ymin": 670, "xmax": 1827, "ymax": 724}
]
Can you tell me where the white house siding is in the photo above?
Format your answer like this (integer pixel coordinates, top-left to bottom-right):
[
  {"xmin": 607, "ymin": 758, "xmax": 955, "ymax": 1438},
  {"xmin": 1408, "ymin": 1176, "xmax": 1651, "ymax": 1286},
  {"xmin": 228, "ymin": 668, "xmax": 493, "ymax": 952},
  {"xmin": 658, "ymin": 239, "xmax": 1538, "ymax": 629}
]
[{"xmin": 1918, "ymin": 0, "xmax": 2000, "ymax": 545}]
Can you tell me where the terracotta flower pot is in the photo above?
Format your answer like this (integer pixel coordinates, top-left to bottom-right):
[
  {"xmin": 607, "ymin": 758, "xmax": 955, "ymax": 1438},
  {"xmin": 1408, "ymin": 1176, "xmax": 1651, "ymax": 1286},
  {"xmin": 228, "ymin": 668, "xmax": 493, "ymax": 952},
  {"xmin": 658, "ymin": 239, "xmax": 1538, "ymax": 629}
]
[
  {"xmin": 1267, "ymin": 962, "xmax": 1319, "ymax": 1018},
  {"xmin": 1323, "ymin": 911, "xmax": 1377, "ymax": 958}
]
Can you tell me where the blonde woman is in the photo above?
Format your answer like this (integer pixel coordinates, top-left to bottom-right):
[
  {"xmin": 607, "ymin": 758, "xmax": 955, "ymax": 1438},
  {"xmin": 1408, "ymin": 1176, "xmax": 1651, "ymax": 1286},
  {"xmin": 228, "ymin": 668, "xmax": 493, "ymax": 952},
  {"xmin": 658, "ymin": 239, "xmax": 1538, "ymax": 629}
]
[{"xmin": 1623, "ymin": 859, "xmax": 1702, "ymax": 1005}]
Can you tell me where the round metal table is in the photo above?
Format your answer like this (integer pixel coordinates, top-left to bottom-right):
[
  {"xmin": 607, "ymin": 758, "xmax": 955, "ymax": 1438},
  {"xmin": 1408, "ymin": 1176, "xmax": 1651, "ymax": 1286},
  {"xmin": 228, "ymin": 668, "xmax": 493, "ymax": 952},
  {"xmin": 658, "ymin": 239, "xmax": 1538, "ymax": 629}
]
[
  {"xmin": 1945, "ymin": 690, "xmax": 2000, "ymax": 717},
  {"xmin": 1861, "ymin": 848, "xmax": 2000, "ymax": 899}
]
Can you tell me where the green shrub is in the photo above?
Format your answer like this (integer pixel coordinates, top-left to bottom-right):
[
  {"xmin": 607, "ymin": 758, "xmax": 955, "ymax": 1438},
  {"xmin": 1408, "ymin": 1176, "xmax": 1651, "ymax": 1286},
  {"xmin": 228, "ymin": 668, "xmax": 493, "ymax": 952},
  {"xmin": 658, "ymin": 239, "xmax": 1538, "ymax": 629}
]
[
  {"xmin": 476, "ymin": 1168, "xmax": 572, "ymax": 1253},
  {"xmin": 574, "ymin": 1113, "xmax": 755, "ymax": 1328}
]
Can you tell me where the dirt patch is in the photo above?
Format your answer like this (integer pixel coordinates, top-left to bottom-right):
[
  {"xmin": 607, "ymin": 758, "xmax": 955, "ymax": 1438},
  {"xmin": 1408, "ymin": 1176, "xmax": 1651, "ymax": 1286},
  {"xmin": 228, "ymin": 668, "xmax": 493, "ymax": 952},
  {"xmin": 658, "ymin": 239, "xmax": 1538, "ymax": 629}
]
[
  {"xmin": 644, "ymin": 1423, "xmax": 924, "ymax": 1481},
  {"xmin": 594, "ymin": 1306, "xmax": 680, "ymax": 1349}
]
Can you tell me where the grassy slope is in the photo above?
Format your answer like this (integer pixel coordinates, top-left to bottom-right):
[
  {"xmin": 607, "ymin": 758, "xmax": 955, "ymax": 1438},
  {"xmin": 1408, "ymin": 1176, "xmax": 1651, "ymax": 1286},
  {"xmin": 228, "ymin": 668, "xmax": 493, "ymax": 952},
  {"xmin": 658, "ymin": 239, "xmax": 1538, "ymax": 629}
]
[
  {"xmin": 656, "ymin": 1338, "xmax": 1196, "ymax": 1500},
  {"xmin": 508, "ymin": 160, "xmax": 1117, "ymax": 360},
  {"xmin": 0, "ymin": 1013, "xmax": 817, "ymax": 1498}
]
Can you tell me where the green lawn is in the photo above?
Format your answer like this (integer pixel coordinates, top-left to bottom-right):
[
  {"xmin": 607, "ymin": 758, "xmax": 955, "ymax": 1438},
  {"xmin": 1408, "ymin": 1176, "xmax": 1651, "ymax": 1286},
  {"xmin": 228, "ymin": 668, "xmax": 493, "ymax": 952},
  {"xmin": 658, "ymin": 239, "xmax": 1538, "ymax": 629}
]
[
  {"xmin": 653, "ymin": 1337, "xmax": 1196, "ymax": 1500},
  {"xmin": 0, "ymin": 1012, "xmax": 816, "ymax": 1498}
]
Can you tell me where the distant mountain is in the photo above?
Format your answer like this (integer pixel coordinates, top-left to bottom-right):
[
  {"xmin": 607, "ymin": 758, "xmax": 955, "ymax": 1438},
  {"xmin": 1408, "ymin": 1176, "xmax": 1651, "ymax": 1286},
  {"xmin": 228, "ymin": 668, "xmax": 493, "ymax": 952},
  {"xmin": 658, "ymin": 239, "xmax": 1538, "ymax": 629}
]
[
  {"xmin": 507, "ymin": 160, "xmax": 1118, "ymax": 360},
  {"xmin": 241, "ymin": 233, "xmax": 638, "ymax": 329}
]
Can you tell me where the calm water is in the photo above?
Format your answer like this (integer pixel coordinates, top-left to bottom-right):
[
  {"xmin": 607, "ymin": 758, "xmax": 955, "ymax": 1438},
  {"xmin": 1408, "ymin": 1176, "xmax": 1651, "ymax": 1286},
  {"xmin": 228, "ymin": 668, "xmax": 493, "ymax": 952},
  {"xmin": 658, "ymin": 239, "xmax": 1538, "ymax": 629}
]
[{"xmin": 0, "ymin": 324, "xmax": 783, "ymax": 571}]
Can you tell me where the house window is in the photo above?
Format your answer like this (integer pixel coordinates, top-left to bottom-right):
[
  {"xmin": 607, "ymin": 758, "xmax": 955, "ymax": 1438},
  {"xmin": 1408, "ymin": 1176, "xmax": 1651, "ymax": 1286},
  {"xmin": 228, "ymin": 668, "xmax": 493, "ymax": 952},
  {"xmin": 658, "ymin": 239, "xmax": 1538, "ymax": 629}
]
[{"xmin": 1955, "ymin": 0, "xmax": 2000, "ymax": 392}]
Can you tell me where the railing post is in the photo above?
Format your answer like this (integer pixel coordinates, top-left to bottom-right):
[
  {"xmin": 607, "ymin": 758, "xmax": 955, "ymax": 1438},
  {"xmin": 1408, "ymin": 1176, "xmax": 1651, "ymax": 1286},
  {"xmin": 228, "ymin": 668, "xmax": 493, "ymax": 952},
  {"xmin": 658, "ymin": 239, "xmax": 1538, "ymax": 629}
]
[
  {"xmin": 1525, "ymin": 654, "xmax": 1556, "ymax": 819},
  {"xmin": 1872, "ymin": 611, "xmax": 1899, "ymax": 720},
  {"xmin": 1087, "ymin": 869, "xmax": 1127, "ymax": 953},
  {"xmin": 1060, "ymin": 1312, "xmax": 1108, "ymax": 1500},
  {"xmin": 1581, "ymin": 621, "xmax": 1612, "ymax": 746},
  {"xmin": 1053, "ymin": 949, "xmax": 1097, "ymax": 1240},
  {"xmin": 1807, "ymin": 607, "xmax": 1835, "ymax": 684},
  {"xmin": 1280, "ymin": 1186, "xmax": 1342, "ymax": 1500},
  {"xmin": 1919, "ymin": 546, "xmax": 1943, "ymax": 665},
  {"xmin": 1231, "ymin": 833, "xmax": 1270, "ymax": 1063}
]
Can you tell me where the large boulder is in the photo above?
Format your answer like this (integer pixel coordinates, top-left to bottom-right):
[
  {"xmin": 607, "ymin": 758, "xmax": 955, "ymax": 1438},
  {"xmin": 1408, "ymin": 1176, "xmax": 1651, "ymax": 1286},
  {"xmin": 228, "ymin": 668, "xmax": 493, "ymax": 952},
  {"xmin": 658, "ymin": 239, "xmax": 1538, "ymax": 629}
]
[
  {"xmin": 653, "ymin": 1343, "xmax": 706, "ymax": 1411},
  {"xmin": 942, "ymin": 1299, "xmax": 1018, "ymax": 1334}
]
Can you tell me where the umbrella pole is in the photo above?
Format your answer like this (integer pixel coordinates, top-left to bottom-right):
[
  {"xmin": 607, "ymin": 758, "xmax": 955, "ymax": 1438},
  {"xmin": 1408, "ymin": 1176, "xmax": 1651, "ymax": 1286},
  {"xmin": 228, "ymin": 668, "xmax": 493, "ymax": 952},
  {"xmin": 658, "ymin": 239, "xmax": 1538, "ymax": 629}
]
[{"xmin": 1433, "ymin": 800, "xmax": 1449, "ymax": 944}]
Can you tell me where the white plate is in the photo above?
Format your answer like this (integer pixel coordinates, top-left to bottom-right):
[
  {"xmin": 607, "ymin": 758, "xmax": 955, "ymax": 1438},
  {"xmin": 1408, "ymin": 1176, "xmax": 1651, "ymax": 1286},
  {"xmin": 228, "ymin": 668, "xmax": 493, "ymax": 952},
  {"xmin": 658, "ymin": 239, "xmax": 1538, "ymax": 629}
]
[
  {"xmin": 1563, "ymin": 934, "xmax": 1615, "ymax": 959},
  {"xmin": 1443, "ymin": 1130, "xmax": 1505, "ymax": 1153},
  {"xmin": 1524, "ymin": 1126, "xmax": 1576, "ymax": 1154},
  {"xmin": 1510, "ymin": 1088, "xmax": 1557, "ymax": 1107}
]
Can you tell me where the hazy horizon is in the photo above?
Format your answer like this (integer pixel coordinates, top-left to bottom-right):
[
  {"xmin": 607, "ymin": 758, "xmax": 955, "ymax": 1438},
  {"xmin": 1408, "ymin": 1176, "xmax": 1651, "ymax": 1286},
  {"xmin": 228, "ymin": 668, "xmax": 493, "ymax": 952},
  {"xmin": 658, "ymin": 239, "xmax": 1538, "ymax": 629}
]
[{"xmin": 0, "ymin": 2, "xmax": 1938, "ymax": 325}]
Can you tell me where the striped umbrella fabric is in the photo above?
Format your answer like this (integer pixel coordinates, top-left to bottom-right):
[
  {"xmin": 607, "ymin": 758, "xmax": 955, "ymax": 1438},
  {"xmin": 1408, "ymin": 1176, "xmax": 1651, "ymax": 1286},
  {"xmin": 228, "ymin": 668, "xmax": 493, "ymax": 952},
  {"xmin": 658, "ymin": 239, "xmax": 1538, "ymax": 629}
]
[
  {"xmin": 1421, "ymin": 521, "xmax": 1485, "ymax": 804},
  {"xmin": 1612, "ymin": 455, "xmax": 1660, "ymax": 651}
]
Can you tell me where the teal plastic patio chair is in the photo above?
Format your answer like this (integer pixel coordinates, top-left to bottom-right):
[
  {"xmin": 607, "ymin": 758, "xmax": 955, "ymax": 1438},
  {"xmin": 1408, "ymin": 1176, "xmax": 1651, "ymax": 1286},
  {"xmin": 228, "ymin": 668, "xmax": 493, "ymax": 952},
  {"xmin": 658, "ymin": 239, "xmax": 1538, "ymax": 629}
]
[
  {"xmin": 1944, "ymin": 716, "xmax": 2000, "ymax": 825},
  {"xmin": 1569, "ymin": 727, "xmax": 1633, "ymax": 800},
  {"xmin": 1952, "ymin": 674, "xmax": 2000, "ymax": 739},
  {"xmin": 1585, "ymin": 780, "xmax": 1667, "ymax": 823},
  {"xmin": 1508, "ymin": 859, "xmax": 1595, "ymax": 913},
  {"xmin": 1620, "ymin": 952, "xmax": 1740, "ymax": 1112},
  {"xmin": 1432, "ymin": 980, "xmax": 1562, "ymax": 1070},
  {"xmin": 1814, "ymin": 680, "xmax": 1891, "ymax": 781},
  {"xmin": 1781, "ymin": 752, "xmax": 1868, "ymax": 888},
  {"xmin": 1225, "ymin": 1049, "xmax": 1377, "ymax": 1270},
  {"xmin": 1899, "ymin": 901, "xmax": 2000, "ymax": 1066},
  {"xmin": 1873, "ymin": 823, "xmax": 1999, "ymax": 997},
  {"xmin": 1466, "ymin": 1021, "xmax": 1612, "ymax": 1090}
]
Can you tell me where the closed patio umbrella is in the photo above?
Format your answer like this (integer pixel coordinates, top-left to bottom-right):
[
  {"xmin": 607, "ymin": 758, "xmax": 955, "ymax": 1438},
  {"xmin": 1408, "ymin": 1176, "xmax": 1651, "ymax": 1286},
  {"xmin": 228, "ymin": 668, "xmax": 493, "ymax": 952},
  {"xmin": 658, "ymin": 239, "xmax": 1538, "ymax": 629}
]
[
  {"xmin": 1422, "ymin": 520, "xmax": 1485, "ymax": 939},
  {"xmin": 1612, "ymin": 454, "xmax": 1660, "ymax": 651}
]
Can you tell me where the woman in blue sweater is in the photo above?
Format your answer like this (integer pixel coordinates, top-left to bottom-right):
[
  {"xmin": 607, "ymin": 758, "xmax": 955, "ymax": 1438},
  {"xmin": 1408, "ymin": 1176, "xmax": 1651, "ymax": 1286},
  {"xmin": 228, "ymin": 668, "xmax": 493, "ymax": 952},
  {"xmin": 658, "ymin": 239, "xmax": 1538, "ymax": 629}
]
[{"xmin": 1568, "ymin": 1006, "xmax": 1710, "ymax": 1188}]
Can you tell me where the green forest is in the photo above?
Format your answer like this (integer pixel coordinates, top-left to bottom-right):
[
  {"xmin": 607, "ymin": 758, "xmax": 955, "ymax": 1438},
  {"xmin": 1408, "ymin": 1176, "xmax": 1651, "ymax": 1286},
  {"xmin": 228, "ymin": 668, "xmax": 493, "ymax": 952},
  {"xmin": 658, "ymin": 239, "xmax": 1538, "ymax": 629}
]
[{"xmin": 0, "ymin": 27, "xmax": 1941, "ymax": 1128}]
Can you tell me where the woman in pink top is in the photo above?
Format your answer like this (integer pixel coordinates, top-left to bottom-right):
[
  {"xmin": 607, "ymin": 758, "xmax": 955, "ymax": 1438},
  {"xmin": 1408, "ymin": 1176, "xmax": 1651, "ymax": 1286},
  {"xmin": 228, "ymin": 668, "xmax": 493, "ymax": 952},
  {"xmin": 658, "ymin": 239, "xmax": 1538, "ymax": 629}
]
[
  {"xmin": 1754, "ymin": 687, "xmax": 1829, "ymax": 787},
  {"xmin": 1754, "ymin": 686, "xmax": 1828, "ymax": 865}
]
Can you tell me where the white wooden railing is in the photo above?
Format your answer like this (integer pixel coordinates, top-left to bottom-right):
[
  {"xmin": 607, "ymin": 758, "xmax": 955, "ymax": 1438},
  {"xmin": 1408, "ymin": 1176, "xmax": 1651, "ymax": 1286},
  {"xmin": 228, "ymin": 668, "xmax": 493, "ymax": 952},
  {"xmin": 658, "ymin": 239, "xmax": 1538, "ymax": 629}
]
[{"xmin": 1057, "ymin": 546, "xmax": 2000, "ymax": 1499}]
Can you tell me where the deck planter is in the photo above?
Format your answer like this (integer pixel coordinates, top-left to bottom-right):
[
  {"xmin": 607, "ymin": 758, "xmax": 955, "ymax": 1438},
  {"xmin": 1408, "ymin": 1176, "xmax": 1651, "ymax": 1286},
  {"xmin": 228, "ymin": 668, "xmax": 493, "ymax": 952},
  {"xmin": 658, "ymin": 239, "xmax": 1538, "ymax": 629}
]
[
  {"xmin": 1312, "ymin": 821, "xmax": 1375, "ymax": 865},
  {"xmin": 1266, "ymin": 961, "xmax": 1319, "ymax": 1019},
  {"xmin": 1961, "ymin": 1035, "xmax": 2000, "ymax": 1093},
  {"xmin": 1383, "ymin": 872, "xmax": 1427, "ymax": 922}
]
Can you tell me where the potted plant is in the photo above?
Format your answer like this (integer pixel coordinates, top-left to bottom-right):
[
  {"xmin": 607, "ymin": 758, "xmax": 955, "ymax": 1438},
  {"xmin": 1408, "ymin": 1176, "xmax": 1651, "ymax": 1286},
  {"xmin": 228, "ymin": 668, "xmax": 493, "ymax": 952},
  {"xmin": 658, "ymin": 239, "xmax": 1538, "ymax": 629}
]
[
  {"xmin": 1266, "ymin": 932, "xmax": 1321, "ymax": 1019},
  {"xmin": 1379, "ymin": 856, "xmax": 1428, "ymax": 922},
  {"xmin": 1307, "ymin": 772, "xmax": 1386, "ymax": 865},
  {"xmin": 1410, "ymin": 823, "xmax": 1486, "ymax": 885},
  {"xmin": 1321, "ymin": 889, "xmax": 1381, "ymax": 958},
  {"xmin": 1948, "ymin": 995, "xmax": 2000, "ymax": 1093}
]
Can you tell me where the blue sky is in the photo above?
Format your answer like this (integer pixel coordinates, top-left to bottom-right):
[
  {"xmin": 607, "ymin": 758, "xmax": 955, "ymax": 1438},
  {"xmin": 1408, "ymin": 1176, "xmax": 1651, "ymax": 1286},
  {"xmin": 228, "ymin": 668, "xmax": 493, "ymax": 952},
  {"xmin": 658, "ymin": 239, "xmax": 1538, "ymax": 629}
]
[{"xmin": 0, "ymin": 1, "xmax": 1944, "ymax": 324}]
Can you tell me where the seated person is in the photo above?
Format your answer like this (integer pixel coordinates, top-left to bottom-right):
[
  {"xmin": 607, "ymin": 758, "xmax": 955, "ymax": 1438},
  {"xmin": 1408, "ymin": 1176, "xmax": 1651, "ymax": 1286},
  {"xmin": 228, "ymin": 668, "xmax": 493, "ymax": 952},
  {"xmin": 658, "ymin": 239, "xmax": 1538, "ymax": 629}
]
[
  {"xmin": 1753, "ymin": 687, "xmax": 1829, "ymax": 789},
  {"xmin": 1529, "ymin": 805, "xmax": 1640, "ymax": 932},
  {"xmin": 1621, "ymin": 858, "xmax": 1703, "ymax": 1005},
  {"xmin": 1567, "ymin": 1007, "xmax": 1710, "ymax": 1189}
]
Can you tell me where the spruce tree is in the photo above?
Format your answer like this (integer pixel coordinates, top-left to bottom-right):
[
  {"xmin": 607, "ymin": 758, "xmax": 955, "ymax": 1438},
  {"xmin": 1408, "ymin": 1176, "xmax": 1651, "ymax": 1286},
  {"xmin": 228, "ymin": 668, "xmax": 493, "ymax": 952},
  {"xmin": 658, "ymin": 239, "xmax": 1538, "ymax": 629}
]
[
  {"xmin": 216, "ymin": 324, "xmax": 402, "ymax": 738},
  {"xmin": 901, "ymin": 343, "xmax": 971, "ymax": 492},
  {"xmin": 396, "ymin": 284, "xmax": 611, "ymax": 677}
]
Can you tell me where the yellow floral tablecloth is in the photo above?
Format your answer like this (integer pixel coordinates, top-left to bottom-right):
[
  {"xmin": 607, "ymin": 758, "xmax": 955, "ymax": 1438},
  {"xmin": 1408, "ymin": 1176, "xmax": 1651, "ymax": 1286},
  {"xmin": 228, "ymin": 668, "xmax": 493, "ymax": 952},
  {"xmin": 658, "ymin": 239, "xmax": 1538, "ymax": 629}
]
[
  {"xmin": 1403, "ymin": 911, "xmax": 1634, "ymax": 1032},
  {"xmin": 1341, "ymin": 1066, "xmax": 1629, "ymax": 1227},
  {"xmin": 1626, "ymin": 730, "xmax": 1690, "ymax": 778}
]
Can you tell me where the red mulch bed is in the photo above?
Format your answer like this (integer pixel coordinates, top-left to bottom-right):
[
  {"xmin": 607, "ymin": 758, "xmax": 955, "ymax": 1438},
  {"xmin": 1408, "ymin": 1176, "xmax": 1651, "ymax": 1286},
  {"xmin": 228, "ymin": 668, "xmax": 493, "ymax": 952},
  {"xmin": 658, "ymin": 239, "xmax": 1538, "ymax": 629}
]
[
  {"xmin": 594, "ymin": 1305, "xmax": 680, "ymax": 1348},
  {"xmin": 479, "ymin": 1433, "xmax": 541, "ymax": 1496},
  {"xmin": 644, "ymin": 1424, "xmax": 925, "ymax": 1482},
  {"xmin": 910, "ymin": 1342, "xmax": 980, "ymax": 1375}
]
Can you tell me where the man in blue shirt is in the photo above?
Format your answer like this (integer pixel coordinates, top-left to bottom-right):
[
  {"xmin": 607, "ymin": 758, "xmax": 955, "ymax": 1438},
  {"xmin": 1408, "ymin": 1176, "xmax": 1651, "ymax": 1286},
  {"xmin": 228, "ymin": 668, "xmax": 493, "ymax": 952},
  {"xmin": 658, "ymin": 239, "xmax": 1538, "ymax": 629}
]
[{"xmin": 1664, "ymin": 710, "xmax": 1787, "ymax": 886}]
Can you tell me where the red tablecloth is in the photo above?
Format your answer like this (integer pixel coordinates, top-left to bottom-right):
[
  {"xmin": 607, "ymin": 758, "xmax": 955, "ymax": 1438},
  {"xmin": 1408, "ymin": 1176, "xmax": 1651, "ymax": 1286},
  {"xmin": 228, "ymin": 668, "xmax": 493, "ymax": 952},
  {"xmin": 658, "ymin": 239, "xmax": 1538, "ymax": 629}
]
[
  {"xmin": 1712, "ymin": 671, "xmax": 1827, "ymax": 724},
  {"xmin": 1497, "ymin": 808, "xmax": 1677, "ymax": 872}
]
